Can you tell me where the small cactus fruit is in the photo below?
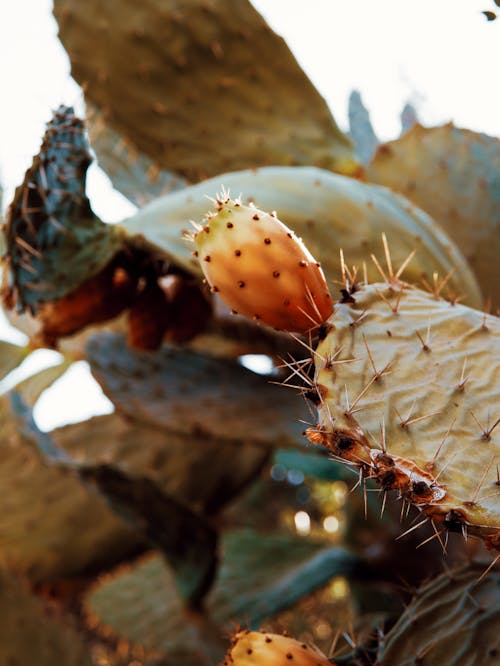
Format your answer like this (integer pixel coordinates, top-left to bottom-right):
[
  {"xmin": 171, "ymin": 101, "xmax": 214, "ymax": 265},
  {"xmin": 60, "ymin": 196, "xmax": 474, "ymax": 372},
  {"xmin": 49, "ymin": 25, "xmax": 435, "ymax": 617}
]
[
  {"xmin": 194, "ymin": 194, "xmax": 333, "ymax": 333},
  {"xmin": 306, "ymin": 280, "xmax": 500, "ymax": 550},
  {"xmin": 224, "ymin": 631, "xmax": 333, "ymax": 665}
]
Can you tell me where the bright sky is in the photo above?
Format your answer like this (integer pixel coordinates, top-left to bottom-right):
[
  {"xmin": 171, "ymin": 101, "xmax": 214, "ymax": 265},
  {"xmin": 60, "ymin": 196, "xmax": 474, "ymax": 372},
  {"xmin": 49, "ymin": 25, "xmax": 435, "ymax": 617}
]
[{"xmin": 0, "ymin": 0, "xmax": 498, "ymax": 429}]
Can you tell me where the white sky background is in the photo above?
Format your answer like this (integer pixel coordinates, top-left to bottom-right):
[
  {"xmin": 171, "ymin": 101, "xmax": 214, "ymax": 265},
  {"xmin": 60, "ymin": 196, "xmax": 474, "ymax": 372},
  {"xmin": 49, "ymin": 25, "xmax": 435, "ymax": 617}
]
[{"xmin": 0, "ymin": 0, "xmax": 498, "ymax": 429}]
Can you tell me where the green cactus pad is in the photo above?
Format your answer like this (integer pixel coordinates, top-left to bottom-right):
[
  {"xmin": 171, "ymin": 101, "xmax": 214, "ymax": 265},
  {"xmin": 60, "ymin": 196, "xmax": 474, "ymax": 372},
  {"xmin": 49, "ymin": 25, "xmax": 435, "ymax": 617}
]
[
  {"xmin": 379, "ymin": 565, "xmax": 500, "ymax": 665},
  {"xmin": 2, "ymin": 105, "xmax": 123, "ymax": 314},
  {"xmin": 86, "ymin": 332, "xmax": 308, "ymax": 448},
  {"xmin": 53, "ymin": 413, "xmax": 269, "ymax": 516},
  {"xmin": 120, "ymin": 166, "xmax": 482, "ymax": 308},
  {"xmin": 0, "ymin": 570, "xmax": 92, "ymax": 666},
  {"xmin": 309, "ymin": 281, "xmax": 500, "ymax": 548},
  {"xmin": 84, "ymin": 530, "xmax": 358, "ymax": 659},
  {"xmin": 54, "ymin": 0, "xmax": 358, "ymax": 183},
  {"xmin": 87, "ymin": 104, "xmax": 187, "ymax": 206},
  {"xmin": 0, "ymin": 393, "xmax": 140, "ymax": 581},
  {"xmin": 367, "ymin": 123, "xmax": 500, "ymax": 309}
]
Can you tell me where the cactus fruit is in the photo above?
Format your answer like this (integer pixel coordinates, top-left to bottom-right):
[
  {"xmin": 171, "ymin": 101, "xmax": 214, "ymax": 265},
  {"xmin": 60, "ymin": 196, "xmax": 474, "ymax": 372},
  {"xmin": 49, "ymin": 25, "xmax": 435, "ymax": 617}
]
[
  {"xmin": 0, "ymin": 570, "xmax": 92, "ymax": 666},
  {"xmin": 54, "ymin": 0, "xmax": 358, "ymax": 184},
  {"xmin": 194, "ymin": 194, "xmax": 333, "ymax": 334},
  {"xmin": 2, "ymin": 105, "xmax": 123, "ymax": 315},
  {"xmin": 122, "ymin": 166, "xmax": 482, "ymax": 308},
  {"xmin": 378, "ymin": 564, "xmax": 500, "ymax": 665},
  {"xmin": 367, "ymin": 123, "xmax": 500, "ymax": 309},
  {"xmin": 224, "ymin": 631, "xmax": 333, "ymax": 665},
  {"xmin": 306, "ymin": 281, "xmax": 499, "ymax": 550}
]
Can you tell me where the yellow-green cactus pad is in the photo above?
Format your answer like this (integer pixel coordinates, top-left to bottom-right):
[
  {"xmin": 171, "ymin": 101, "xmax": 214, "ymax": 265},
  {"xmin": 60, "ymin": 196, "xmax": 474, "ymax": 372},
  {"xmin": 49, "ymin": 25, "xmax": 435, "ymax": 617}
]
[
  {"xmin": 308, "ymin": 282, "xmax": 499, "ymax": 549},
  {"xmin": 54, "ymin": 0, "xmax": 357, "ymax": 183},
  {"xmin": 367, "ymin": 123, "xmax": 500, "ymax": 309},
  {"xmin": 121, "ymin": 166, "xmax": 482, "ymax": 308}
]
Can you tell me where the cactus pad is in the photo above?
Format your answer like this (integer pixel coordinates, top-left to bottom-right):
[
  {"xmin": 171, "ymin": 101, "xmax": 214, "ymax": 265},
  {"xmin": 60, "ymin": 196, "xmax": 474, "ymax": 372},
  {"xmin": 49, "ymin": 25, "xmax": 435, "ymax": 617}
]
[
  {"xmin": 0, "ymin": 570, "xmax": 92, "ymax": 666},
  {"xmin": 54, "ymin": 0, "xmax": 357, "ymax": 183},
  {"xmin": 2, "ymin": 105, "xmax": 123, "ymax": 315},
  {"xmin": 379, "ymin": 564, "xmax": 500, "ymax": 665},
  {"xmin": 86, "ymin": 332, "xmax": 309, "ymax": 448},
  {"xmin": 307, "ymin": 281, "xmax": 499, "ymax": 549},
  {"xmin": 0, "ymin": 394, "xmax": 140, "ymax": 581},
  {"xmin": 84, "ymin": 530, "xmax": 357, "ymax": 658},
  {"xmin": 367, "ymin": 123, "xmax": 500, "ymax": 309},
  {"xmin": 121, "ymin": 166, "xmax": 482, "ymax": 308}
]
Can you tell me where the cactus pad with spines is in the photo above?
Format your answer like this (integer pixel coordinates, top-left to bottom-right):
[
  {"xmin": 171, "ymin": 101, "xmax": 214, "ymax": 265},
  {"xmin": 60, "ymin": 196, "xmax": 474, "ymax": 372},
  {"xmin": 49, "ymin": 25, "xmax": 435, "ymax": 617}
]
[
  {"xmin": 2, "ymin": 105, "xmax": 123, "ymax": 315},
  {"xmin": 121, "ymin": 166, "xmax": 482, "ymax": 308},
  {"xmin": 378, "ymin": 565, "xmax": 500, "ymax": 665},
  {"xmin": 54, "ymin": 0, "xmax": 358, "ymax": 183},
  {"xmin": 307, "ymin": 281, "xmax": 499, "ymax": 549},
  {"xmin": 367, "ymin": 123, "xmax": 500, "ymax": 309},
  {"xmin": 224, "ymin": 631, "xmax": 333, "ymax": 665}
]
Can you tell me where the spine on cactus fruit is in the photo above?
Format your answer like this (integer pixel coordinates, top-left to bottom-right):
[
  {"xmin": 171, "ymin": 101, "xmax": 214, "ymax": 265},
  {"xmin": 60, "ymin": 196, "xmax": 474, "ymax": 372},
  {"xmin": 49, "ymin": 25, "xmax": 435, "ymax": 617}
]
[{"xmin": 195, "ymin": 193, "xmax": 333, "ymax": 334}]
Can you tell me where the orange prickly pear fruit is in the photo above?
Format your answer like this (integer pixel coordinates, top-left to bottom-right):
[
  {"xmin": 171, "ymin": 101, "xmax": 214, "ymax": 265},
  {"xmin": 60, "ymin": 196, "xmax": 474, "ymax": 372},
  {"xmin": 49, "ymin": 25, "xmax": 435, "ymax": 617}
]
[
  {"xmin": 223, "ymin": 630, "xmax": 333, "ymax": 665},
  {"xmin": 194, "ymin": 194, "xmax": 333, "ymax": 334}
]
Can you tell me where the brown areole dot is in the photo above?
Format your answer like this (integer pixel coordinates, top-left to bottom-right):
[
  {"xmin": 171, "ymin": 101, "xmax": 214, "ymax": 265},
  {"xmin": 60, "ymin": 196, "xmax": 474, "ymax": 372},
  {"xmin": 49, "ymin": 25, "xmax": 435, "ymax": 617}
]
[
  {"xmin": 235, "ymin": 249, "xmax": 241, "ymax": 256},
  {"xmin": 226, "ymin": 221, "xmax": 234, "ymax": 228},
  {"xmin": 264, "ymin": 238, "xmax": 271, "ymax": 244},
  {"xmin": 273, "ymin": 271, "xmax": 280, "ymax": 278},
  {"xmin": 238, "ymin": 280, "xmax": 245, "ymax": 288}
]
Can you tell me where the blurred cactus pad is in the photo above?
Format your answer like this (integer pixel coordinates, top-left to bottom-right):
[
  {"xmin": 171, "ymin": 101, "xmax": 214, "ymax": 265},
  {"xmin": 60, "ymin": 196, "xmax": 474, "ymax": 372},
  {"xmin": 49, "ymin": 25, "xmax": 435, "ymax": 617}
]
[{"xmin": 0, "ymin": 0, "xmax": 498, "ymax": 664}]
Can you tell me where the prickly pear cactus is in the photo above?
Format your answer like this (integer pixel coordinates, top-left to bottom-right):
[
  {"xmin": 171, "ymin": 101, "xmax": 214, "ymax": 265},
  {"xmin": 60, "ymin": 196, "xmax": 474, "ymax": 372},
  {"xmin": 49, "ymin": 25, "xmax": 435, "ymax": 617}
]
[
  {"xmin": 224, "ymin": 631, "xmax": 333, "ymax": 665},
  {"xmin": 378, "ymin": 564, "xmax": 500, "ymax": 665},
  {"xmin": 307, "ymin": 281, "xmax": 499, "ymax": 549},
  {"xmin": 194, "ymin": 194, "xmax": 333, "ymax": 333},
  {"xmin": 54, "ymin": 0, "xmax": 358, "ymax": 186},
  {"xmin": 0, "ymin": 570, "xmax": 92, "ymax": 666},
  {"xmin": 122, "ymin": 166, "xmax": 482, "ymax": 308},
  {"xmin": 367, "ymin": 123, "xmax": 500, "ymax": 309},
  {"xmin": 2, "ymin": 105, "xmax": 123, "ymax": 315}
]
